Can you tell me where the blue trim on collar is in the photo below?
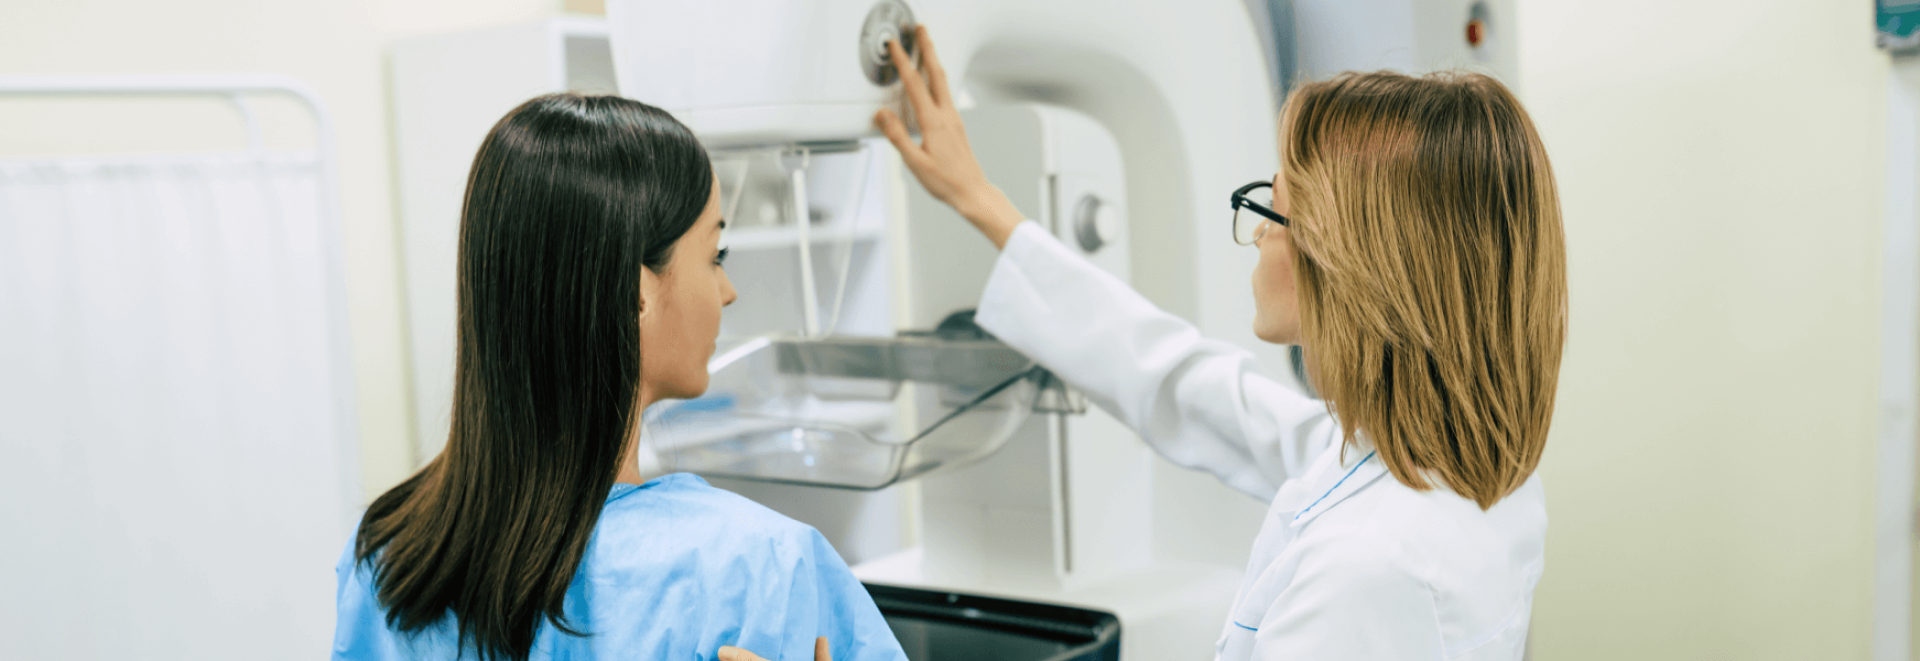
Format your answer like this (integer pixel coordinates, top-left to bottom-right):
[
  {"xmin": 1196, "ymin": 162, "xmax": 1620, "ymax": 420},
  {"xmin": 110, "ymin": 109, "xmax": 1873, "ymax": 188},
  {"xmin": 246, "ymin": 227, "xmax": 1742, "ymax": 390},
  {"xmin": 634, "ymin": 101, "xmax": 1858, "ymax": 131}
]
[
  {"xmin": 1293, "ymin": 450, "xmax": 1377, "ymax": 521},
  {"xmin": 1232, "ymin": 620, "xmax": 1258, "ymax": 632}
]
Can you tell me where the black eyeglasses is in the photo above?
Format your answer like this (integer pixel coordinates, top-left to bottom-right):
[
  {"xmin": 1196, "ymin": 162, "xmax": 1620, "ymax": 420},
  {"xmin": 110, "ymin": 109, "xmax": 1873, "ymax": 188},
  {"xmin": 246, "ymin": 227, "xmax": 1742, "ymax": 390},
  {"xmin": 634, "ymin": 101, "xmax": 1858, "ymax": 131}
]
[{"xmin": 1231, "ymin": 180, "xmax": 1289, "ymax": 246}]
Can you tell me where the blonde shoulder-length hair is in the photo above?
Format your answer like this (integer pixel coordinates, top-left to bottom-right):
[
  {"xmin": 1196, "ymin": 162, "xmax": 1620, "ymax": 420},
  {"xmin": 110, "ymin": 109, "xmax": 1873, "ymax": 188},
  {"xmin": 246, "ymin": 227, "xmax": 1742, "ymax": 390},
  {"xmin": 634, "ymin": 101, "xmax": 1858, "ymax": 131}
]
[{"xmin": 1282, "ymin": 70, "xmax": 1566, "ymax": 510}]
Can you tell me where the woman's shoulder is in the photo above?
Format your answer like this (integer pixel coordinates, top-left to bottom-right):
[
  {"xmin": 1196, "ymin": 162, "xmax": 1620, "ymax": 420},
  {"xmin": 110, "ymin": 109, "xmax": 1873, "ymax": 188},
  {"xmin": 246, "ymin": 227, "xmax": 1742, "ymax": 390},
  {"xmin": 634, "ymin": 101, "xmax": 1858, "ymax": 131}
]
[
  {"xmin": 1317, "ymin": 471, "xmax": 1545, "ymax": 619},
  {"xmin": 586, "ymin": 475, "xmax": 899, "ymax": 661},
  {"xmin": 1369, "ymin": 470, "xmax": 1546, "ymax": 545},
  {"xmin": 606, "ymin": 473, "xmax": 811, "ymax": 527},
  {"xmin": 592, "ymin": 473, "xmax": 826, "ymax": 562},
  {"xmin": 1295, "ymin": 468, "xmax": 1545, "ymax": 578}
]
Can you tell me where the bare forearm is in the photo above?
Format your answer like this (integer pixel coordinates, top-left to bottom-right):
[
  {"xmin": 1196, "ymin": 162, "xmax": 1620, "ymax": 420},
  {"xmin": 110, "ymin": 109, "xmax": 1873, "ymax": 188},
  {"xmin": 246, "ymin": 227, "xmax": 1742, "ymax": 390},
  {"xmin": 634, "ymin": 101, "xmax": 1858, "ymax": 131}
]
[{"xmin": 952, "ymin": 185, "xmax": 1023, "ymax": 249}]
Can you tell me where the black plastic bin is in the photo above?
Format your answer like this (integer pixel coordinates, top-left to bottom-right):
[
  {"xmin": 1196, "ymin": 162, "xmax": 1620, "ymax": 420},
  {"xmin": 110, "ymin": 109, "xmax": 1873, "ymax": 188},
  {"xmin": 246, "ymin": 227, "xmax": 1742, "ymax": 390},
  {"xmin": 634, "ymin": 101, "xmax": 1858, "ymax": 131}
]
[{"xmin": 863, "ymin": 583, "xmax": 1120, "ymax": 661}]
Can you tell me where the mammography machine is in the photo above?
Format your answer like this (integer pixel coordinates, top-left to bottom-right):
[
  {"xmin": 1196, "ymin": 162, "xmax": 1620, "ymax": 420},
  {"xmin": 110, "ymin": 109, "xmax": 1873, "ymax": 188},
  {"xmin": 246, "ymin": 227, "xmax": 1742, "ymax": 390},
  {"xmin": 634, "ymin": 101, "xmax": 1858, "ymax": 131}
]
[
  {"xmin": 395, "ymin": 1, "xmax": 1516, "ymax": 658},
  {"xmin": 602, "ymin": 1, "xmax": 1517, "ymax": 658}
]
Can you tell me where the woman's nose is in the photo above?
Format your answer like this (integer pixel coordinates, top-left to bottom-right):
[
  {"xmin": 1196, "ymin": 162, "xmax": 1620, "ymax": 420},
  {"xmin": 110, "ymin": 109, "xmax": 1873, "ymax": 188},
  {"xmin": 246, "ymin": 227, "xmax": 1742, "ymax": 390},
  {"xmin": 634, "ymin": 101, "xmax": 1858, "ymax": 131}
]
[{"xmin": 720, "ymin": 270, "xmax": 738, "ymax": 306}]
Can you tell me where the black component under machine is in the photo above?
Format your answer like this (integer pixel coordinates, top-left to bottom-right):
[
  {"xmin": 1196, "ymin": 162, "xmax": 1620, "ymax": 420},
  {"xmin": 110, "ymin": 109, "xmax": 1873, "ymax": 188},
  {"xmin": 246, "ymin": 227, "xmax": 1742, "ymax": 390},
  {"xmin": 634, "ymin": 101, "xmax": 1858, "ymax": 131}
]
[{"xmin": 864, "ymin": 583, "xmax": 1120, "ymax": 661}]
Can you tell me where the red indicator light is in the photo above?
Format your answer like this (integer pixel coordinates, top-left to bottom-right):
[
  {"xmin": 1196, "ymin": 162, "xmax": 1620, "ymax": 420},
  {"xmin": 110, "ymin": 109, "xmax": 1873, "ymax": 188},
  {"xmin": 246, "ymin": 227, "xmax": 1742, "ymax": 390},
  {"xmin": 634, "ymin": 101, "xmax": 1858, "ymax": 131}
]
[{"xmin": 1466, "ymin": 19, "xmax": 1485, "ymax": 47}]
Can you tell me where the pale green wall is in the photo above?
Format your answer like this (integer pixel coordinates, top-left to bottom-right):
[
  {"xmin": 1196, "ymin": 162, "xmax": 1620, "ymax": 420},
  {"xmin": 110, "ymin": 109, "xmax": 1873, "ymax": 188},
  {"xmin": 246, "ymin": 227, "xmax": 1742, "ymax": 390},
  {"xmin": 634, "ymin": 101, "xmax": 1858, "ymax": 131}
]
[{"xmin": 1520, "ymin": 1, "xmax": 1887, "ymax": 658}]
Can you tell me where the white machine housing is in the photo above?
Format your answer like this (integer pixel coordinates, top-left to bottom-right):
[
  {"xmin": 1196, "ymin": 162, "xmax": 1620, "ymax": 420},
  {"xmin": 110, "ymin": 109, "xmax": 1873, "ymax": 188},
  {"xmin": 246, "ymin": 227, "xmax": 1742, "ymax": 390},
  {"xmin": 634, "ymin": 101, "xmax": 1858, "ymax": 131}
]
[{"xmin": 606, "ymin": 2, "xmax": 907, "ymax": 146}]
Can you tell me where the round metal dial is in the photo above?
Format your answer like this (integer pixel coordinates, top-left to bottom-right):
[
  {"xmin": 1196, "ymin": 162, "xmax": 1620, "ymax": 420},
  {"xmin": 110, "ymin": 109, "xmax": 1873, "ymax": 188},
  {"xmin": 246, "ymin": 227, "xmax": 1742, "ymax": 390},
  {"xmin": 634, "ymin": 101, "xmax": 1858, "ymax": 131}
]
[
  {"xmin": 859, "ymin": 0, "xmax": 918, "ymax": 86},
  {"xmin": 1073, "ymin": 194, "xmax": 1119, "ymax": 253}
]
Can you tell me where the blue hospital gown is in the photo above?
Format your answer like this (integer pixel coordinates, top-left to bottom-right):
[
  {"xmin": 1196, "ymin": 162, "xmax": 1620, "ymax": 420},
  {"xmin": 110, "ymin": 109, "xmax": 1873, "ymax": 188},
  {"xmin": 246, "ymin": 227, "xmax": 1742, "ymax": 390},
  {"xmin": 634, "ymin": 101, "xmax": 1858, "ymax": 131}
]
[{"xmin": 333, "ymin": 473, "xmax": 908, "ymax": 661}]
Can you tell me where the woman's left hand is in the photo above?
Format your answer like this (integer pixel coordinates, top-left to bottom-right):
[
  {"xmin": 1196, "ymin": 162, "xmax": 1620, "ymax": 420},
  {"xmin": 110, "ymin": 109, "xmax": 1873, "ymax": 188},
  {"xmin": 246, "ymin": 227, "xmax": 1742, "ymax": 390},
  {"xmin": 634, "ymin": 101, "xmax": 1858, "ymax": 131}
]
[{"xmin": 717, "ymin": 636, "xmax": 832, "ymax": 661}]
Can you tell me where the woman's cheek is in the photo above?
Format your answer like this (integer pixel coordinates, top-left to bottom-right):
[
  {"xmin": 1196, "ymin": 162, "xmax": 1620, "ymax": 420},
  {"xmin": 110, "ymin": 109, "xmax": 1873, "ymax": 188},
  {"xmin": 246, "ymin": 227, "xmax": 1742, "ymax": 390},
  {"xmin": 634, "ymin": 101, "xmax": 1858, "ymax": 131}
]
[{"xmin": 1255, "ymin": 251, "xmax": 1283, "ymax": 306}]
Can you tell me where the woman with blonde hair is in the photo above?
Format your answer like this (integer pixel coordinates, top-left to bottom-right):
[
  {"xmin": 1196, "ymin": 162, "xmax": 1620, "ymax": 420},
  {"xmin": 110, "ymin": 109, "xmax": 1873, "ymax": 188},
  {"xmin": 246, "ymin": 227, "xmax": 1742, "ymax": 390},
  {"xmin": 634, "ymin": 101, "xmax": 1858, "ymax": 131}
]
[{"xmin": 731, "ymin": 24, "xmax": 1564, "ymax": 661}]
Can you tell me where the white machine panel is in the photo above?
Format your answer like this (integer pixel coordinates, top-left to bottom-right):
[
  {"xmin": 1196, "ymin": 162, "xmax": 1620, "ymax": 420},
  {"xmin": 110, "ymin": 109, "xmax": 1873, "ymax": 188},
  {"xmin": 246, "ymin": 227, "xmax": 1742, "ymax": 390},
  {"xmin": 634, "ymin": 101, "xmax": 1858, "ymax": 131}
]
[
  {"xmin": 1293, "ymin": 0, "xmax": 1518, "ymax": 84},
  {"xmin": 609, "ymin": 0, "xmax": 914, "ymax": 147}
]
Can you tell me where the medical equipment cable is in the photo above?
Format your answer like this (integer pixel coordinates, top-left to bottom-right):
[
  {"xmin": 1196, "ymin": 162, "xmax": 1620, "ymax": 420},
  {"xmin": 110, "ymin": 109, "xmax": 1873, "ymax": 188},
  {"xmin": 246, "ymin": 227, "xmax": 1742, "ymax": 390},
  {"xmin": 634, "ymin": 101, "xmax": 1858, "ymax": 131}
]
[
  {"xmin": 820, "ymin": 142, "xmax": 875, "ymax": 336},
  {"xmin": 722, "ymin": 154, "xmax": 751, "ymax": 229},
  {"xmin": 786, "ymin": 147, "xmax": 820, "ymax": 337}
]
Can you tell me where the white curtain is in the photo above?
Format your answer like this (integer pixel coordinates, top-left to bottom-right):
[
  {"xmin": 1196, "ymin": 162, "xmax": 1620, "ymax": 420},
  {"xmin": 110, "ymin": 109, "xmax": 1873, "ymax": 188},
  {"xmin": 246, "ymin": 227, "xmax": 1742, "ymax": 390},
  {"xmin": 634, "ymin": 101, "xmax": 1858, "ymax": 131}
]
[{"xmin": 0, "ymin": 153, "xmax": 358, "ymax": 658}]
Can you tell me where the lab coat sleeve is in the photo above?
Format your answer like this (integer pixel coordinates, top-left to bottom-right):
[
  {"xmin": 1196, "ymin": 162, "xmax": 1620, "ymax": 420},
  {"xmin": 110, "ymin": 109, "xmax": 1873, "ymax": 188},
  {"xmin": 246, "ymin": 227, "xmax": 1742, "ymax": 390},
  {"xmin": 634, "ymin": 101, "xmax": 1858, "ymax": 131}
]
[
  {"xmin": 1251, "ymin": 531, "xmax": 1441, "ymax": 660},
  {"xmin": 975, "ymin": 221, "xmax": 1337, "ymax": 499}
]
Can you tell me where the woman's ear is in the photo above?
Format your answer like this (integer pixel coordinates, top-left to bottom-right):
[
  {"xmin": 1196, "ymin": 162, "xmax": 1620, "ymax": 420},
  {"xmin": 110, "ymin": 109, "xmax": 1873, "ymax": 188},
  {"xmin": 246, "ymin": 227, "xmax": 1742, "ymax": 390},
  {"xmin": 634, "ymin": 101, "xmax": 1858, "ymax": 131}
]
[{"xmin": 637, "ymin": 266, "xmax": 661, "ymax": 322}]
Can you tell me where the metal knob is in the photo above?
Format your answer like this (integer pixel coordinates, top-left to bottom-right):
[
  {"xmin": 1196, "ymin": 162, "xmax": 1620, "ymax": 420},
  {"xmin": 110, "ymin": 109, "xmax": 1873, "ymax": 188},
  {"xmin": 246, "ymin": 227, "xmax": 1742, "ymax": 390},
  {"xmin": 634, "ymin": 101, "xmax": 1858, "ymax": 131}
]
[
  {"xmin": 1072, "ymin": 194, "xmax": 1120, "ymax": 253},
  {"xmin": 859, "ymin": 0, "xmax": 918, "ymax": 86}
]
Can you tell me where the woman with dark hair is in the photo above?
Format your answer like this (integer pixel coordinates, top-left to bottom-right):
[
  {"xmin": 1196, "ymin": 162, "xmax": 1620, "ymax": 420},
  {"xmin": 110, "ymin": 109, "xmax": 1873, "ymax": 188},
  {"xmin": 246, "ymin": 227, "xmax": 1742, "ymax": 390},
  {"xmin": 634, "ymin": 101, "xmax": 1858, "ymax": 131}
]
[{"xmin": 331, "ymin": 94, "xmax": 907, "ymax": 661}]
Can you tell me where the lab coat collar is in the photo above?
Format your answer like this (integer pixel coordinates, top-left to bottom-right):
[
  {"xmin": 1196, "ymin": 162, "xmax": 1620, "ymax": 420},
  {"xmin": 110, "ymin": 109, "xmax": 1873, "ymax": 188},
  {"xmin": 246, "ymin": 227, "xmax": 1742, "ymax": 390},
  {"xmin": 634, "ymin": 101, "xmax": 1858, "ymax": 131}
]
[{"xmin": 1289, "ymin": 442, "xmax": 1390, "ymax": 528}]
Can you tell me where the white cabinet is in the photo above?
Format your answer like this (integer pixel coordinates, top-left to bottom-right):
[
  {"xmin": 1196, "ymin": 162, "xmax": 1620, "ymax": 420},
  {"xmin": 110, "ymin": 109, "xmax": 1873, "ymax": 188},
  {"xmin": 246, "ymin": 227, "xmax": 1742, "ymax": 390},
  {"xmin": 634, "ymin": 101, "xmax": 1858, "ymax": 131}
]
[{"xmin": 391, "ymin": 18, "xmax": 615, "ymax": 460}]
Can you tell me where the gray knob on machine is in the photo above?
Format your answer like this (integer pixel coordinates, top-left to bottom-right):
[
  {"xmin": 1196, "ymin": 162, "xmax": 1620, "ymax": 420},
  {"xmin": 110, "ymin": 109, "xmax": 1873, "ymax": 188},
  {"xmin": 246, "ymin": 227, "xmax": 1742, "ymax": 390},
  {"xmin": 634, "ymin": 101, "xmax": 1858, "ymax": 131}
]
[
  {"xmin": 858, "ymin": 0, "xmax": 918, "ymax": 86},
  {"xmin": 1072, "ymin": 194, "xmax": 1120, "ymax": 253}
]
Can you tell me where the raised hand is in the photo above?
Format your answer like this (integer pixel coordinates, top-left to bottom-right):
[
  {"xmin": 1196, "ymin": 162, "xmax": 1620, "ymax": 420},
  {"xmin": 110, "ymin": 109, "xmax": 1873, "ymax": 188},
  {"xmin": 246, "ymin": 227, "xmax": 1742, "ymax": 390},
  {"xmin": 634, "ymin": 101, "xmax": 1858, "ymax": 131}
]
[{"xmin": 873, "ymin": 24, "xmax": 1024, "ymax": 249}]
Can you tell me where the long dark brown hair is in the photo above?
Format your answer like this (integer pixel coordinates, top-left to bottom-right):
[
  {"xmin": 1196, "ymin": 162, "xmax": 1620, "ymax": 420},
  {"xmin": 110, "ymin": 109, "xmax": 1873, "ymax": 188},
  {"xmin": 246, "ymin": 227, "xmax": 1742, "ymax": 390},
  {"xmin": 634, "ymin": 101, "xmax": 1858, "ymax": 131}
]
[{"xmin": 354, "ymin": 93, "xmax": 712, "ymax": 660}]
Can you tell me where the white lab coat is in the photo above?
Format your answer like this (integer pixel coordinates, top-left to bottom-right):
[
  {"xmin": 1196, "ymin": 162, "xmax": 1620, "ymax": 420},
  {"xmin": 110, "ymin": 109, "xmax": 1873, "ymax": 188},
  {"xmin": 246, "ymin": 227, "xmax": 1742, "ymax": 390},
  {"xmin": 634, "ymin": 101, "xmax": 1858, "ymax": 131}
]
[{"xmin": 974, "ymin": 222, "xmax": 1546, "ymax": 661}]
